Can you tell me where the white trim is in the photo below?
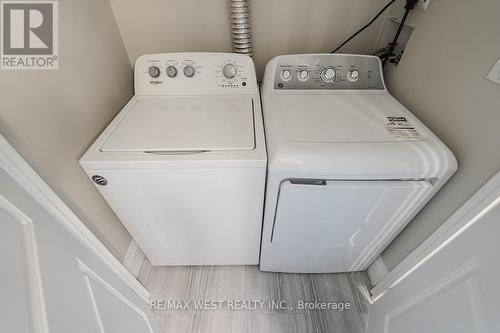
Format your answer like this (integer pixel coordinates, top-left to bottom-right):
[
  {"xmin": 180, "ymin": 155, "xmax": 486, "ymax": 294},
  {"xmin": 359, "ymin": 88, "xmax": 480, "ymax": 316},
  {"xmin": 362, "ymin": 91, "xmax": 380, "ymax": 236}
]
[
  {"xmin": 384, "ymin": 259, "xmax": 479, "ymax": 331},
  {"xmin": 371, "ymin": 171, "xmax": 500, "ymax": 301},
  {"xmin": 0, "ymin": 194, "xmax": 49, "ymax": 333},
  {"xmin": 123, "ymin": 239, "xmax": 146, "ymax": 278},
  {"xmin": 0, "ymin": 134, "xmax": 150, "ymax": 303},
  {"xmin": 78, "ymin": 259, "xmax": 155, "ymax": 333},
  {"xmin": 83, "ymin": 274, "xmax": 107, "ymax": 333},
  {"xmin": 368, "ymin": 256, "xmax": 389, "ymax": 286}
]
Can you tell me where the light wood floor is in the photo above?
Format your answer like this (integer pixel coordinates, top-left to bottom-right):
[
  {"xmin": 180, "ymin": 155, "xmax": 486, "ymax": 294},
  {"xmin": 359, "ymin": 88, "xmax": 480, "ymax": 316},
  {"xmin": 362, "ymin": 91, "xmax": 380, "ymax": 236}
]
[{"xmin": 138, "ymin": 260, "xmax": 371, "ymax": 333}]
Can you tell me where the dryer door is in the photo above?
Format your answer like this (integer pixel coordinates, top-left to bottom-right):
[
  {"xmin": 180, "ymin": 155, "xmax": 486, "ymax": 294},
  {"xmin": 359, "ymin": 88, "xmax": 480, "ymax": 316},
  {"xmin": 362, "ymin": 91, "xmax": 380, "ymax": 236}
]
[{"xmin": 271, "ymin": 180, "xmax": 433, "ymax": 271}]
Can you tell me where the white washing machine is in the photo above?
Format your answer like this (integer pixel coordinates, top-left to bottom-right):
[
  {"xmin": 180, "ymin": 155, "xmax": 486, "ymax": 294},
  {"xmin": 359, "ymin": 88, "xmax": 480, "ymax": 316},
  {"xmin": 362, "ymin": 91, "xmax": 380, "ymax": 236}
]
[
  {"xmin": 260, "ymin": 54, "xmax": 457, "ymax": 273},
  {"xmin": 80, "ymin": 53, "xmax": 266, "ymax": 266}
]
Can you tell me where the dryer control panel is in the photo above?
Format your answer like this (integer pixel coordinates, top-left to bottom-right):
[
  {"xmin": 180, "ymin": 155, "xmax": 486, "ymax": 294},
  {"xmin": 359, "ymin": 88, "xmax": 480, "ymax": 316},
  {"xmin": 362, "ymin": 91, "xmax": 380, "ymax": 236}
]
[
  {"xmin": 135, "ymin": 53, "xmax": 258, "ymax": 96},
  {"xmin": 271, "ymin": 54, "xmax": 385, "ymax": 90}
]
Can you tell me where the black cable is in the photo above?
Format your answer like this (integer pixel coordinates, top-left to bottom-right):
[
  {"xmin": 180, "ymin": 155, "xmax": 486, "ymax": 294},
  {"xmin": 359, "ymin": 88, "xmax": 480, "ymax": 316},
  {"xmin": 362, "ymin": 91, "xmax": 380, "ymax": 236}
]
[
  {"xmin": 381, "ymin": 10, "xmax": 409, "ymax": 65},
  {"xmin": 330, "ymin": 0, "xmax": 397, "ymax": 53},
  {"xmin": 382, "ymin": 0, "xmax": 418, "ymax": 66}
]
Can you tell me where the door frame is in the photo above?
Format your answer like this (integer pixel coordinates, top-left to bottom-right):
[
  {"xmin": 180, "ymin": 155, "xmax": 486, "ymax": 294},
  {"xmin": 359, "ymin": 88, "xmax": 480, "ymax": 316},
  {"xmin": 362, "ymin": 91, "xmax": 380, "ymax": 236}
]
[
  {"xmin": 370, "ymin": 171, "xmax": 500, "ymax": 301},
  {"xmin": 0, "ymin": 134, "xmax": 149, "ymax": 302}
]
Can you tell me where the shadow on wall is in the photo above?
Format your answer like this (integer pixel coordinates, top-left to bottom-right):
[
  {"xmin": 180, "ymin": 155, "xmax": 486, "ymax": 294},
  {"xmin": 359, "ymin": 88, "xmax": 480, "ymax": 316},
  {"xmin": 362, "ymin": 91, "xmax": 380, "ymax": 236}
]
[
  {"xmin": 380, "ymin": 0, "xmax": 500, "ymax": 271},
  {"xmin": 0, "ymin": 0, "xmax": 134, "ymax": 260},
  {"xmin": 108, "ymin": 0, "xmax": 392, "ymax": 80}
]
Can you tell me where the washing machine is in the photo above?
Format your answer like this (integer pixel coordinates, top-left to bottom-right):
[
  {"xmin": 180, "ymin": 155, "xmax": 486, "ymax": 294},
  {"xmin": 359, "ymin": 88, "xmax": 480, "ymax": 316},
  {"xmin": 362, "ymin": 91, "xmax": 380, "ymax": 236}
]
[
  {"xmin": 259, "ymin": 54, "xmax": 457, "ymax": 273},
  {"xmin": 80, "ymin": 53, "xmax": 266, "ymax": 266}
]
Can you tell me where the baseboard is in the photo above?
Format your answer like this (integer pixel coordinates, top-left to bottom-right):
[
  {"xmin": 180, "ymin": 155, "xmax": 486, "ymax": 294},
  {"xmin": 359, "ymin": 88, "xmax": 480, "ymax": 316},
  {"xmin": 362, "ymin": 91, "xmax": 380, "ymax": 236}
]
[
  {"xmin": 123, "ymin": 239, "xmax": 146, "ymax": 278},
  {"xmin": 368, "ymin": 256, "xmax": 389, "ymax": 286}
]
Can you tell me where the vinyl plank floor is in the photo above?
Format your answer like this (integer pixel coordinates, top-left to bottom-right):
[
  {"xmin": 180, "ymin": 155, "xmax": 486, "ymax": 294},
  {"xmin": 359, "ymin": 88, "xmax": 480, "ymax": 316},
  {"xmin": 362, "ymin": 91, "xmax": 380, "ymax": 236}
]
[{"xmin": 138, "ymin": 261, "xmax": 371, "ymax": 333}]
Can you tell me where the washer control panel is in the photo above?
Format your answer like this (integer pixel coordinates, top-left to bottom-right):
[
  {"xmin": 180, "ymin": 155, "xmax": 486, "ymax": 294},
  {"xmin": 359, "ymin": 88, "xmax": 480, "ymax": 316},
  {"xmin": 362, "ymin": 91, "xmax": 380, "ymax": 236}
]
[
  {"xmin": 272, "ymin": 54, "xmax": 384, "ymax": 90},
  {"xmin": 135, "ymin": 53, "xmax": 257, "ymax": 95}
]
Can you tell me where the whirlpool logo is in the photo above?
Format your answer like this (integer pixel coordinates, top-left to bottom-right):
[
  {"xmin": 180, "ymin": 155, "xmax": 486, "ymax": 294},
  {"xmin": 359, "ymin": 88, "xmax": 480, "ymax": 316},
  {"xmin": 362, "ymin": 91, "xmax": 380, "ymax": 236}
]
[{"xmin": 1, "ymin": 1, "xmax": 58, "ymax": 69}]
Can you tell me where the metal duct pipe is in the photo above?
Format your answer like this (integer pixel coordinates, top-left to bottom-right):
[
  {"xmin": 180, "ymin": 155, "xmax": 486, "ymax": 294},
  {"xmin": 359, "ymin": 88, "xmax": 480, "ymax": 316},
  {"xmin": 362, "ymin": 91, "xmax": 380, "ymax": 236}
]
[{"xmin": 230, "ymin": 0, "xmax": 253, "ymax": 56}]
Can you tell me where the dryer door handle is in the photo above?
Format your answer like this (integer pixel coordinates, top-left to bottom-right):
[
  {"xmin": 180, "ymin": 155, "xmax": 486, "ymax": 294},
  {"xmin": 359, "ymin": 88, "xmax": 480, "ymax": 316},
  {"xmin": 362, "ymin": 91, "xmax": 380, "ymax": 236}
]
[
  {"xmin": 289, "ymin": 179, "xmax": 327, "ymax": 186},
  {"xmin": 144, "ymin": 150, "xmax": 209, "ymax": 155}
]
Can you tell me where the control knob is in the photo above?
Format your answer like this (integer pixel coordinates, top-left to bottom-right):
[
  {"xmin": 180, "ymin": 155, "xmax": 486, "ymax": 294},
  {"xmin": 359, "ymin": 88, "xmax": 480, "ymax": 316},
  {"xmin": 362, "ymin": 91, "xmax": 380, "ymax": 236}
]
[
  {"xmin": 347, "ymin": 70, "xmax": 359, "ymax": 82},
  {"xmin": 320, "ymin": 67, "xmax": 336, "ymax": 83},
  {"xmin": 280, "ymin": 70, "xmax": 291, "ymax": 81},
  {"xmin": 183, "ymin": 65, "xmax": 195, "ymax": 78},
  {"xmin": 166, "ymin": 66, "xmax": 177, "ymax": 78},
  {"xmin": 298, "ymin": 70, "xmax": 309, "ymax": 81},
  {"xmin": 148, "ymin": 66, "xmax": 160, "ymax": 78},
  {"xmin": 223, "ymin": 63, "xmax": 237, "ymax": 79}
]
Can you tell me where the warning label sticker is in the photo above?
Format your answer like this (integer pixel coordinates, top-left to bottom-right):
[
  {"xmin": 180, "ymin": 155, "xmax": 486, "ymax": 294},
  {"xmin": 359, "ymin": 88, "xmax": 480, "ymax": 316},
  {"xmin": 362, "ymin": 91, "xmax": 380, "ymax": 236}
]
[{"xmin": 385, "ymin": 116, "xmax": 420, "ymax": 139}]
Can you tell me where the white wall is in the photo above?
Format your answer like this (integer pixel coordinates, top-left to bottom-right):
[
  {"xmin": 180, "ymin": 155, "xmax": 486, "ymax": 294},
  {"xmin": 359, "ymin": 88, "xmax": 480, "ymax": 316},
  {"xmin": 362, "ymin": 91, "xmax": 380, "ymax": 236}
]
[
  {"xmin": 109, "ymin": 0, "xmax": 391, "ymax": 80},
  {"xmin": 0, "ymin": 0, "xmax": 133, "ymax": 260},
  {"xmin": 380, "ymin": 0, "xmax": 500, "ymax": 270}
]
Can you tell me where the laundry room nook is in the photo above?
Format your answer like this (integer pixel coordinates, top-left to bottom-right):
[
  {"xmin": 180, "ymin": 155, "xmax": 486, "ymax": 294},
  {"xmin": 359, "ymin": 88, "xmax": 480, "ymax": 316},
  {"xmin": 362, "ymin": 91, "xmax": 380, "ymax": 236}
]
[{"xmin": 0, "ymin": 0, "xmax": 499, "ymax": 333}]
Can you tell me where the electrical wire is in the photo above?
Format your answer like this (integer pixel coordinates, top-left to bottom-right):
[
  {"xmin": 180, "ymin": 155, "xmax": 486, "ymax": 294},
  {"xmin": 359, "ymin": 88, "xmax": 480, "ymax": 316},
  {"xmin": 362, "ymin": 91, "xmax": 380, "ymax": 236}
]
[
  {"xmin": 382, "ymin": 0, "xmax": 418, "ymax": 65},
  {"xmin": 381, "ymin": 11, "xmax": 409, "ymax": 65},
  {"xmin": 330, "ymin": 0, "xmax": 397, "ymax": 53}
]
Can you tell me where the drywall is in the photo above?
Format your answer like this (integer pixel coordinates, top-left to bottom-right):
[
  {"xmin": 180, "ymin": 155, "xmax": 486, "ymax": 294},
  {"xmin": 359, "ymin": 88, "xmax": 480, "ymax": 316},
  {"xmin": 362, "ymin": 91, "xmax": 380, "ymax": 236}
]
[
  {"xmin": 109, "ymin": 0, "xmax": 391, "ymax": 80},
  {"xmin": 380, "ymin": 0, "xmax": 500, "ymax": 270},
  {"xmin": 0, "ymin": 0, "xmax": 133, "ymax": 260}
]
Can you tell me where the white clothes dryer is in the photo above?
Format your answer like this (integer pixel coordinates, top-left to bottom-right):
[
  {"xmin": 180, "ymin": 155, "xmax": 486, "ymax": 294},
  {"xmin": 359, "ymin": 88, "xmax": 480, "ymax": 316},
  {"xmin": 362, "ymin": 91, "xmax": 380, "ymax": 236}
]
[
  {"xmin": 80, "ymin": 53, "xmax": 266, "ymax": 266},
  {"xmin": 260, "ymin": 54, "xmax": 457, "ymax": 273}
]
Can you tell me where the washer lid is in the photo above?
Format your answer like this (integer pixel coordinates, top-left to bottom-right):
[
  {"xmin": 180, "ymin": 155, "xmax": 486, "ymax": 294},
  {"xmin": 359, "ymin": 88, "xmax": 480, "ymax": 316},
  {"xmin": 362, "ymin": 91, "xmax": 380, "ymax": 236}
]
[{"xmin": 100, "ymin": 96, "xmax": 255, "ymax": 152}]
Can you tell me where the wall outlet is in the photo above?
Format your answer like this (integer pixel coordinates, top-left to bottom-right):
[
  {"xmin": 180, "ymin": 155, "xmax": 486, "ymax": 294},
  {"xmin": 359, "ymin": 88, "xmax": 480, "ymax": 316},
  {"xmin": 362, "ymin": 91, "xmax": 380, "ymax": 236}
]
[
  {"xmin": 486, "ymin": 57, "xmax": 500, "ymax": 85},
  {"xmin": 416, "ymin": 0, "xmax": 430, "ymax": 10}
]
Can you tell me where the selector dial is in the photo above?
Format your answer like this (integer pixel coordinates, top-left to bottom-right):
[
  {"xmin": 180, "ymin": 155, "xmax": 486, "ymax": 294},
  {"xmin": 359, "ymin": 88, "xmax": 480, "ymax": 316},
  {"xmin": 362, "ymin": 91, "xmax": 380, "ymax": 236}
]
[
  {"xmin": 166, "ymin": 66, "xmax": 177, "ymax": 78},
  {"xmin": 223, "ymin": 63, "xmax": 237, "ymax": 79},
  {"xmin": 183, "ymin": 65, "xmax": 195, "ymax": 78},
  {"xmin": 298, "ymin": 70, "xmax": 309, "ymax": 81},
  {"xmin": 347, "ymin": 70, "xmax": 359, "ymax": 82},
  {"xmin": 320, "ymin": 67, "xmax": 336, "ymax": 83},
  {"xmin": 280, "ymin": 70, "xmax": 291, "ymax": 81},
  {"xmin": 148, "ymin": 66, "xmax": 160, "ymax": 78}
]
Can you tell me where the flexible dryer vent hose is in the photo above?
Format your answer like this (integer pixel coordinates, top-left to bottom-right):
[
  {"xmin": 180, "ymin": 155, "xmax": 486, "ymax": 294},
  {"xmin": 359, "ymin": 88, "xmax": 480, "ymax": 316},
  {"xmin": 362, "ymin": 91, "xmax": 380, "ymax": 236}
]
[{"xmin": 230, "ymin": 0, "xmax": 253, "ymax": 56}]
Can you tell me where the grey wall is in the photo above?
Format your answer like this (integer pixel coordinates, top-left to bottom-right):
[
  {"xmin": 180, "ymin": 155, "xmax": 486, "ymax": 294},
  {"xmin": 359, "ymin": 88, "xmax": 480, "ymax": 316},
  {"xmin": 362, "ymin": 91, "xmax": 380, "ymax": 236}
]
[
  {"xmin": 109, "ymin": 0, "xmax": 391, "ymax": 80},
  {"xmin": 381, "ymin": 0, "xmax": 500, "ymax": 270},
  {"xmin": 0, "ymin": 0, "xmax": 133, "ymax": 260}
]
